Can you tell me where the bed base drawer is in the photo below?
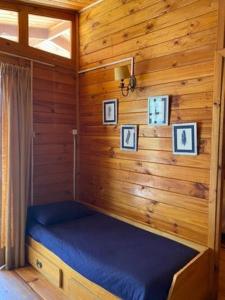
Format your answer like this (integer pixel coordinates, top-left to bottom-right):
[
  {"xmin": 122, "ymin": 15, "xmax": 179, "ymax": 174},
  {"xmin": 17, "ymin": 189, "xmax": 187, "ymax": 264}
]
[
  {"xmin": 27, "ymin": 245, "xmax": 62, "ymax": 288},
  {"xmin": 68, "ymin": 277, "xmax": 101, "ymax": 300}
]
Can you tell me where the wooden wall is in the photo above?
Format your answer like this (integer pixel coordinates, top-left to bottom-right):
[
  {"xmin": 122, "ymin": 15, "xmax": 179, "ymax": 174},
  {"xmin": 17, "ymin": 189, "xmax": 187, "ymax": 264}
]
[
  {"xmin": 33, "ymin": 63, "xmax": 76, "ymax": 204},
  {"xmin": 78, "ymin": 0, "xmax": 219, "ymax": 245},
  {"xmin": 219, "ymin": 247, "xmax": 225, "ymax": 299}
]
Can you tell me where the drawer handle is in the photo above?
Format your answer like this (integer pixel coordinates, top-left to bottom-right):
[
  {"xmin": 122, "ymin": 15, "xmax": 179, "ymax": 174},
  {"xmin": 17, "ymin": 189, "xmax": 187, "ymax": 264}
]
[{"xmin": 36, "ymin": 259, "xmax": 43, "ymax": 269}]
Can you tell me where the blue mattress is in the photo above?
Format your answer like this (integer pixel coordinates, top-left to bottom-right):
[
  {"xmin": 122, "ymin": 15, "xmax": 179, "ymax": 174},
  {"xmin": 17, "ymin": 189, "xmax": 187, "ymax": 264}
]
[{"xmin": 27, "ymin": 208, "xmax": 198, "ymax": 300}]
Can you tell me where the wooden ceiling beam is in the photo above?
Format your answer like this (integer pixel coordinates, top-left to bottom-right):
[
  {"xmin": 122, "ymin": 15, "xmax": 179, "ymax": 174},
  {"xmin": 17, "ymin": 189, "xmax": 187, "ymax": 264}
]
[
  {"xmin": 0, "ymin": 24, "xmax": 17, "ymax": 37},
  {"xmin": 48, "ymin": 21, "xmax": 70, "ymax": 40},
  {"xmin": 52, "ymin": 36, "xmax": 71, "ymax": 52},
  {"xmin": 0, "ymin": 23, "xmax": 49, "ymax": 39},
  {"xmin": 31, "ymin": 21, "xmax": 70, "ymax": 49}
]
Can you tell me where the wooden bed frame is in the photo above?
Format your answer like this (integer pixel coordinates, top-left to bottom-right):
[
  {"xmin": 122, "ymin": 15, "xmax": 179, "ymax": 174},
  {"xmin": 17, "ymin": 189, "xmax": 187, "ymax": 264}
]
[
  {"xmin": 27, "ymin": 238, "xmax": 210, "ymax": 300},
  {"xmin": 26, "ymin": 210, "xmax": 211, "ymax": 300}
]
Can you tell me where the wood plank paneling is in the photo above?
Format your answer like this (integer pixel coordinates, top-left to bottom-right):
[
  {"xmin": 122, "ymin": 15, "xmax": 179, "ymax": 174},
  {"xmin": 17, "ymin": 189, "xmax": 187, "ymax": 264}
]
[
  {"xmin": 33, "ymin": 63, "xmax": 76, "ymax": 204},
  {"xmin": 219, "ymin": 247, "xmax": 225, "ymax": 299},
  {"xmin": 78, "ymin": 0, "xmax": 219, "ymax": 245}
]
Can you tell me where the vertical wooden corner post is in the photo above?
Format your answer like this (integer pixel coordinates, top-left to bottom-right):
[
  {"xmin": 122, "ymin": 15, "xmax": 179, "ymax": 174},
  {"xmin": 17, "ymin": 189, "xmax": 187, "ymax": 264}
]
[{"xmin": 209, "ymin": 0, "xmax": 225, "ymax": 298}]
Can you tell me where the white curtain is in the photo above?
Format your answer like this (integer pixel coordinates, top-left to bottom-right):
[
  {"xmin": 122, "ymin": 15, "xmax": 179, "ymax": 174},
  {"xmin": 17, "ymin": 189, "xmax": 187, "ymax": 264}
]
[{"xmin": 0, "ymin": 62, "xmax": 32, "ymax": 269}]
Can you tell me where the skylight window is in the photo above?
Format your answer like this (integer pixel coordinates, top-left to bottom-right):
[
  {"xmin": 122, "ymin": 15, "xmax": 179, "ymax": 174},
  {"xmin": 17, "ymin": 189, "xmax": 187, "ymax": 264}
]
[
  {"xmin": 0, "ymin": 9, "xmax": 19, "ymax": 42},
  {"xmin": 28, "ymin": 14, "xmax": 72, "ymax": 59}
]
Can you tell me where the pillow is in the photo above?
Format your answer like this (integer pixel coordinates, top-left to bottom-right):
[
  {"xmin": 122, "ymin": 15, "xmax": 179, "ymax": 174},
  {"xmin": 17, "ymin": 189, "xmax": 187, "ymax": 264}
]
[{"xmin": 28, "ymin": 201, "xmax": 95, "ymax": 226}]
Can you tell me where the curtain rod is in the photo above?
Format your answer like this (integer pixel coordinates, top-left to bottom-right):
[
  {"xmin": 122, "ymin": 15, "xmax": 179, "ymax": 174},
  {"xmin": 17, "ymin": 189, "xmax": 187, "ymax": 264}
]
[
  {"xmin": 0, "ymin": 50, "xmax": 55, "ymax": 67},
  {"xmin": 78, "ymin": 57, "xmax": 135, "ymax": 75}
]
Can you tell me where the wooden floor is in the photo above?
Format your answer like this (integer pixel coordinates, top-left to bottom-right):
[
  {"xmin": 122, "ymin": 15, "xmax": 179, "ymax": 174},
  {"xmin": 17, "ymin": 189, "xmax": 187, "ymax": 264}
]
[{"xmin": 0, "ymin": 266, "xmax": 67, "ymax": 300}]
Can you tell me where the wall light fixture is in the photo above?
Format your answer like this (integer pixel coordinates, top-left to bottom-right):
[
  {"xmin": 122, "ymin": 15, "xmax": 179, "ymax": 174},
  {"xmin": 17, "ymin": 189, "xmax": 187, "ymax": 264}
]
[{"xmin": 114, "ymin": 65, "xmax": 136, "ymax": 97}]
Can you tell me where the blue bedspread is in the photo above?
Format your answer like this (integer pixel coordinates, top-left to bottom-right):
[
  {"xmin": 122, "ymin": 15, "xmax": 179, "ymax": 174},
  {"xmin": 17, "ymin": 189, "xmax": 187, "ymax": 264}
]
[{"xmin": 27, "ymin": 212, "xmax": 198, "ymax": 300}]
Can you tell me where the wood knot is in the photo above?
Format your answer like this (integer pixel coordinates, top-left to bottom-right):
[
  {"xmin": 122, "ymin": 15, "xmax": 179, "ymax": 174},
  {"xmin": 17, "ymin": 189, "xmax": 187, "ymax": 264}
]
[
  {"xmin": 173, "ymin": 223, "xmax": 178, "ymax": 233},
  {"xmin": 92, "ymin": 21, "xmax": 100, "ymax": 28},
  {"xmin": 110, "ymin": 148, "xmax": 115, "ymax": 157},
  {"xmin": 144, "ymin": 169, "xmax": 151, "ymax": 175},
  {"xmin": 146, "ymin": 213, "xmax": 152, "ymax": 224},
  {"xmin": 151, "ymin": 200, "xmax": 158, "ymax": 206},
  {"xmin": 194, "ymin": 183, "xmax": 208, "ymax": 198},
  {"xmin": 146, "ymin": 23, "xmax": 153, "ymax": 31},
  {"xmin": 153, "ymin": 130, "xmax": 158, "ymax": 138},
  {"xmin": 136, "ymin": 161, "xmax": 142, "ymax": 167},
  {"xmin": 139, "ymin": 86, "xmax": 145, "ymax": 92},
  {"xmin": 171, "ymin": 157, "xmax": 177, "ymax": 164}
]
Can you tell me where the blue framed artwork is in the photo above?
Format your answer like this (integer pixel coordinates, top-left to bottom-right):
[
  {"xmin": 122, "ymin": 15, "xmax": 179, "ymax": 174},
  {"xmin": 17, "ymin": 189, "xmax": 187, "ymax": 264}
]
[
  {"xmin": 103, "ymin": 99, "xmax": 118, "ymax": 125},
  {"xmin": 120, "ymin": 125, "xmax": 138, "ymax": 152},
  {"xmin": 172, "ymin": 123, "xmax": 197, "ymax": 156},
  {"xmin": 148, "ymin": 95, "xmax": 169, "ymax": 126}
]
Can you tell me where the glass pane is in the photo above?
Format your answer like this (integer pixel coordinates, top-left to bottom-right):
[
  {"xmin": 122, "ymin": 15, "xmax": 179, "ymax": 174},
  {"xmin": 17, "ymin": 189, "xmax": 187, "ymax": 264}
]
[
  {"xmin": 0, "ymin": 9, "xmax": 18, "ymax": 42},
  {"xmin": 28, "ymin": 14, "xmax": 72, "ymax": 59}
]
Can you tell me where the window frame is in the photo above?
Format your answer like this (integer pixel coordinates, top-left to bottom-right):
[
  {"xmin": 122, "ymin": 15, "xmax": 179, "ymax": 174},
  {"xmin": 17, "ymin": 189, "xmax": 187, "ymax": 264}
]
[{"xmin": 0, "ymin": 1, "xmax": 77, "ymax": 69}]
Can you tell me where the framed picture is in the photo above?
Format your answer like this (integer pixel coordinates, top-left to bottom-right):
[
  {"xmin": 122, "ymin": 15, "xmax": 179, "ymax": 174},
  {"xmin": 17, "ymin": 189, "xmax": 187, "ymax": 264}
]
[
  {"xmin": 148, "ymin": 95, "xmax": 169, "ymax": 126},
  {"xmin": 172, "ymin": 123, "xmax": 197, "ymax": 156},
  {"xmin": 103, "ymin": 99, "xmax": 118, "ymax": 125},
  {"xmin": 121, "ymin": 125, "xmax": 138, "ymax": 152}
]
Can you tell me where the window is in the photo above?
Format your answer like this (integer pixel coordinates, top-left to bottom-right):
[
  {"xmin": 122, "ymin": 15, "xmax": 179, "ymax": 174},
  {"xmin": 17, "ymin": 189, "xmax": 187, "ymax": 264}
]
[
  {"xmin": 0, "ymin": 9, "xmax": 18, "ymax": 42},
  {"xmin": 28, "ymin": 14, "xmax": 72, "ymax": 58}
]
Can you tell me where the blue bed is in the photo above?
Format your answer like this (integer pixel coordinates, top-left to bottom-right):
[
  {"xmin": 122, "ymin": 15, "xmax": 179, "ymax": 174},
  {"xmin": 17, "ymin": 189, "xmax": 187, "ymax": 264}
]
[{"xmin": 27, "ymin": 201, "xmax": 198, "ymax": 300}]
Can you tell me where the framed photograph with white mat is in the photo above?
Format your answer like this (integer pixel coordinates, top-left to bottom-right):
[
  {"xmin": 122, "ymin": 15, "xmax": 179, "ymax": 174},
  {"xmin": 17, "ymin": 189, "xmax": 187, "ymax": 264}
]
[
  {"xmin": 148, "ymin": 95, "xmax": 169, "ymax": 126},
  {"xmin": 120, "ymin": 125, "xmax": 138, "ymax": 151},
  {"xmin": 103, "ymin": 99, "xmax": 118, "ymax": 125},
  {"xmin": 172, "ymin": 123, "xmax": 197, "ymax": 155}
]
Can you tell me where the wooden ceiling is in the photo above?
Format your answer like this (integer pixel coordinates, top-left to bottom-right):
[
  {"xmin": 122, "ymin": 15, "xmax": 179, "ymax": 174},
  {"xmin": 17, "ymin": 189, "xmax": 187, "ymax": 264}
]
[{"xmin": 17, "ymin": 0, "xmax": 98, "ymax": 11}]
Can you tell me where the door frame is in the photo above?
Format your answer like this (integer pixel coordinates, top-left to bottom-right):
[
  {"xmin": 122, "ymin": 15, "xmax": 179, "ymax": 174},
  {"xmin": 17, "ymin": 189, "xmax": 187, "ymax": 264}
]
[{"xmin": 208, "ymin": 0, "xmax": 225, "ymax": 297}]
